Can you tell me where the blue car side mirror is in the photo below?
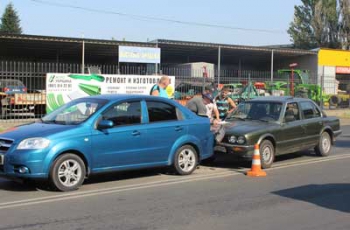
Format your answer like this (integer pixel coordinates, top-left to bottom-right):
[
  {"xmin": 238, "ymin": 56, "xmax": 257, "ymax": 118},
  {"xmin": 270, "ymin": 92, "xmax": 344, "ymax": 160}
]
[{"xmin": 98, "ymin": 120, "xmax": 114, "ymax": 129}]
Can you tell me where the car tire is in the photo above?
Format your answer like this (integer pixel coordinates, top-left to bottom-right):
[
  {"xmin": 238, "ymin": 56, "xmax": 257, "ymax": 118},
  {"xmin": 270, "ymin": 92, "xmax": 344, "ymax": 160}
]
[
  {"xmin": 314, "ymin": 132, "xmax": 331, "ymax": 157},
  {"xmin": 49, "ymin": 154, "xmax": 86, "ymax": 192},
  {"xmin": 173, "ymin": 145, "xmax": 198, "ymax": 175},
  {"xmin": 260, "ymin": 140, "xmax": 275, "ymax": 169},
  {"xmin": 329, "ymin": 95, "xmax": 341, "ymax": 107}
]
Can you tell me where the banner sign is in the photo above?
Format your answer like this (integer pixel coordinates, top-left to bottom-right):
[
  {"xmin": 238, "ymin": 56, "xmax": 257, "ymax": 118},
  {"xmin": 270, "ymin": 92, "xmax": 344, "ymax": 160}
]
[
  {"xmin": 118, "ymin": 46, "xmax": 161, "ymax": 63},
  {"xmin": 46, "ymin": 73, "xmax": 175, "ymax": 112},
  {"xmin": 336, "ymin": 66, "xmax": 350, "ymax": 74}
]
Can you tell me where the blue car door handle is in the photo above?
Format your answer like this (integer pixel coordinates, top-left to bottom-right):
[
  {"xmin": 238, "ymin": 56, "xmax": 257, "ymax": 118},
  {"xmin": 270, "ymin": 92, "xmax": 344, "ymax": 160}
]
[
  {"xmin": 175, "ymin": 126, "xmax": 183, "ymax": 131},
  {"xmin": 132, "ymin": 130, "xmax": 140, "ymax": 136}
]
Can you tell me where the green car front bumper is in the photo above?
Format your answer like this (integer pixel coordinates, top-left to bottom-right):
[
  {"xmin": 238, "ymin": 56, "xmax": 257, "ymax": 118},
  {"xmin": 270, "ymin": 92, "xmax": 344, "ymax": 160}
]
[{"xmin": 217, "ymin": 142, "xmax": 255, "ymax": 159}]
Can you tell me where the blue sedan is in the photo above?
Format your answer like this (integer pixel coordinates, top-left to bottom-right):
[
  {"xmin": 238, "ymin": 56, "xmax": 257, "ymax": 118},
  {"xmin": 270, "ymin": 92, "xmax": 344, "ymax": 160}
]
[{"xmin": 0, "ymin": 94, "xmax": 214, "ymax": 191}]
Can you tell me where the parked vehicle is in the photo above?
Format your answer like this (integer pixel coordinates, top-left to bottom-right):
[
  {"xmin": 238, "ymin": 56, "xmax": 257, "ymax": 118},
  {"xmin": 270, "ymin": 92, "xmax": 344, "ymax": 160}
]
[
  {"xmin": 0, "ymin": 79, "xmax": 27, "ymax": 94},
  {"xmin": 267, "ymin": 69, "xmax": 349, "ymax": 107},
  {"xmin": 0, "ymin": 94, "xmax": 214, "ymax": 191},
  {"xmin": 0, "ymin": 79, "xmax": 45, "ymax": 118},
  {"xmin": 171, "ymin": 62, "xmax": 215, "ymax": 79},
  {"xmin": 216, "ymin": 96, "xmax": 342, "ymax": 168},
  {"xmin": 174, "ymin": 82, "xmax": 214, "ymax": 100},
  {"xmin": 221, "ymin": 83, "xmax": 244, "ymax": 96},
  {"xmin": 223, "ymin": 81, "xmax": 260, "ymax": 104}
]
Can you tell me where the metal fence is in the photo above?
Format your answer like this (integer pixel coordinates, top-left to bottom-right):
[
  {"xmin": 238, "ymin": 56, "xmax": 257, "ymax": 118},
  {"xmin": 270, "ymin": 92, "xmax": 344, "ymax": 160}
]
[{"xmin": 0, "ymin": 60, "xmax": 349, "ymax": 123}]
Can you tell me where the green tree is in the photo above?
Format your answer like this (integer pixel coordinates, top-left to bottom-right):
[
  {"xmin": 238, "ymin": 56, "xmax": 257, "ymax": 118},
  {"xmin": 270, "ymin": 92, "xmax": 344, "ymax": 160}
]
[
  {"xmin": 288, "ymin": 0, "xmax": 319, "ymax": 49},
  {"xmin": 313, "ymin": 0, "xmax": 340, "ymax": 48},
  {"xmin": 288, "ymin": 0, "xmax": 340, "ymax": 49},
  {"xmin": 339, "ymin": 0, "xmax": 350, "ymax": 49},
  {"xmin": 0, "ymin": 3, "xmax": 22, "ymax": 34}
]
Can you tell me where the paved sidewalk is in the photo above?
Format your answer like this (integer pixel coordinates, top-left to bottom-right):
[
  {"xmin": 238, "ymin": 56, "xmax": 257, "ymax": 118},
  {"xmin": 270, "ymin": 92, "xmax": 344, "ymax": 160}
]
[{"xmin": 324, "ymin": 109, "xmax": 350, "ymax": 125}]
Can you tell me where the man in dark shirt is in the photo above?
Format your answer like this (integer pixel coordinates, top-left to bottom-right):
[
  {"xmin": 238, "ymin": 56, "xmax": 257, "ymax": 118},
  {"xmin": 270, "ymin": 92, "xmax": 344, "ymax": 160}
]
[{"xmin": 186, "ymin": 93, "xmax": 213, "ymax": 116}]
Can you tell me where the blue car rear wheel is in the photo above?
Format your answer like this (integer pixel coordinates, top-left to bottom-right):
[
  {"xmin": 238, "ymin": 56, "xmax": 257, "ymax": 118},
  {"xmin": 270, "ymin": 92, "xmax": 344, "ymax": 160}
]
[{"xmin": 173, "ymin": 145, "xmax": 198, "ymax": 175}]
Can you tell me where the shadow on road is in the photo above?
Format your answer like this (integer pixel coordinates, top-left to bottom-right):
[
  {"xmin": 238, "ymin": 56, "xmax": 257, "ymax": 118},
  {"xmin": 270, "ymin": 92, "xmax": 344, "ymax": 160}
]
[
  {"xmin": 272, "ymin": 183, "xmax": 350, "ymax": 213},
  {"xmin": 201, "ymin": 152, "xmax": 251, "ymax": 170},
  {"xmin": 85, "ymin": 167, "xmax": 170, "ymax": 185},
  {"xmin": 335, "ymin": 139, "xmax": 350, "ymax": 148},
  {"xmin": 201, "ymin": 150, "xmax": 316, "ymax": 170},
  {"xmin": 0, "ymin": 179, "xmax": 41, "ymax": 192},
  {"xmin": 0, "ymin": 167, "xmax": 172, "ymax": 192}
]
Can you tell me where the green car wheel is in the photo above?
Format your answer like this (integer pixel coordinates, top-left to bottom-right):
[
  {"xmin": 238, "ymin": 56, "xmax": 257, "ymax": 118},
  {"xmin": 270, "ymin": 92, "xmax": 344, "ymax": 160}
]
[
  {"xmin": 314, "ymin": 132, "xmax": 331, "ymax": 157},
  {"xmin": 260, "ymin": 140, "xmax": 275, "ymax": 169}
]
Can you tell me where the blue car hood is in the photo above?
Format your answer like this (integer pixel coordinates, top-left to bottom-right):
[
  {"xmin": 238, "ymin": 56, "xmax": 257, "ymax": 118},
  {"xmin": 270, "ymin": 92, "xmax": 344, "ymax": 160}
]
[{"xmin": 0, "ymin": 122, "xmax": 77, "ymax": 141}]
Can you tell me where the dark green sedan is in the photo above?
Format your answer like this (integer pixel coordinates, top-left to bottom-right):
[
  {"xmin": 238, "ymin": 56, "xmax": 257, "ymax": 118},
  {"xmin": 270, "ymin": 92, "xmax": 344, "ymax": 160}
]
[{"xmin": 216, "ymin": 96, "xmax": 342, "ymax": 168}]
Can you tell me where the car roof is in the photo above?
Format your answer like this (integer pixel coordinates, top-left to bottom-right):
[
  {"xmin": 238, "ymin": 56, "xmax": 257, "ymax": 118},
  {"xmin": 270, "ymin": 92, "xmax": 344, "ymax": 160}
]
[
  {"xmin": 81, "ymin": 94, "xmax": 172, "ymax": 102},
  {"xmin": 250, "ymin": 96, "xmax": 313, "ymax": 103},
  {"xmin": 0, "ymin": 79, "xmax": 24, "ymax": 83},
  {"xmin": 83, "ymin": 94, "xmax": 152, "ymax": 100},
  {"xmin": 0, "ymin": 79, "xmax": 23, "ymax": 81},
  {"xmin": 81, "ymin": 94, "xmax": 197, "ymax": 118}
]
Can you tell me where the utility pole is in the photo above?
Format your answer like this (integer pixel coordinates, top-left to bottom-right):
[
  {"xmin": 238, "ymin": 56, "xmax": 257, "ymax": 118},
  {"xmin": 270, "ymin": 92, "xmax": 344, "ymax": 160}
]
[
  {"xmin": 218, "ymin": 46, "xmax": 221, "ymax": 85},
  {"xmin": 271, "ymin": 50, "xmax": 274, "ymax": 82},
  {"xmin": 289, "ymin": 63, "xmax": 298, "ymax": 96},
  {"xmin": 82, "ymin": 34, "xmax": 85, "ymax": 74}
]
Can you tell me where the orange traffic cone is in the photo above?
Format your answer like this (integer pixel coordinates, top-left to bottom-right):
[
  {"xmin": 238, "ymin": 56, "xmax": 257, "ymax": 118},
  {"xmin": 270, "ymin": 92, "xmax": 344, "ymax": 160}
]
[{"xmin": 246, "ymin": 144, "xmax": 267, "ymax": 177}]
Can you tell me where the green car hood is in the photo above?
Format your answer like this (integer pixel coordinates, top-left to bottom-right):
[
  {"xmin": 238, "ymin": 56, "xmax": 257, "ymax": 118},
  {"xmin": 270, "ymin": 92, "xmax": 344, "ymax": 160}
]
[{"xmin": 222, "ymin": 120, "xmax": 278, "ymax": 136}]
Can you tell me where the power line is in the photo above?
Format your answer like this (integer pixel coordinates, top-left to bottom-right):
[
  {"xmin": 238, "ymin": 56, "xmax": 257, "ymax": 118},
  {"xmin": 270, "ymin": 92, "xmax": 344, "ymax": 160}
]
[{"xmin": 28, "ymin": 0, "xmax": 286, "ymax": 34}]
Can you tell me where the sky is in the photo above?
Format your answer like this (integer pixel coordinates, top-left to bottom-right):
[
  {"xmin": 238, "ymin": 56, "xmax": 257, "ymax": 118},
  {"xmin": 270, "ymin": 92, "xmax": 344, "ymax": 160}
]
[{"xmin": 0, "ymin": 0, "xmax": 302, "ymax": 46}]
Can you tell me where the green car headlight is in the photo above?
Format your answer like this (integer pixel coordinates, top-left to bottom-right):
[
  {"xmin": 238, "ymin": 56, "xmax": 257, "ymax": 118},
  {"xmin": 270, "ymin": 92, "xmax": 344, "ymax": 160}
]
[
  {"xmin": 229, "ymin": 136, "xmax": 237, "ymax": 143},
  {"xmin": 237, "ymin": 136, "xmax": 246, "ymax": 144},
  {"xmin": 17, "ymin": 138, "xmax": 50, "ymax": 150}
]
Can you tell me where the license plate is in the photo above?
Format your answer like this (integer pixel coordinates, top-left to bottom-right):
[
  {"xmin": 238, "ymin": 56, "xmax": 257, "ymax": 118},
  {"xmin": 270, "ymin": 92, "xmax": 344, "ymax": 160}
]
[
  {"xmin": 215, "ymin": 126, "xmax": 226, "ymax": 143},
  {"xmin": 0, "ymin": 154, "xmax": 4, "ymax": 165}
]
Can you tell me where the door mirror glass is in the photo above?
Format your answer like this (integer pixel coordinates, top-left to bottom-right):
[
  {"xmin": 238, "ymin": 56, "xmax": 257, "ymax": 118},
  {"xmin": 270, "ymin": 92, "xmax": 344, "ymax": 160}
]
[{"xmin": 98, "ymin": 120, "xmax": 114, "ymax": 129}]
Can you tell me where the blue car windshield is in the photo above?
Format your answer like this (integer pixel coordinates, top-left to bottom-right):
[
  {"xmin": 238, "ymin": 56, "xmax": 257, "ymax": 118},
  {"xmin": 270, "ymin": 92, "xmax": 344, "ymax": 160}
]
[
  {"xmin": 227, "ymin": 101, "xmax": 283, "ymax": 122},
  {"xmin": 41, "ymin": 98, "xmax": 108, "ymax": 125}
]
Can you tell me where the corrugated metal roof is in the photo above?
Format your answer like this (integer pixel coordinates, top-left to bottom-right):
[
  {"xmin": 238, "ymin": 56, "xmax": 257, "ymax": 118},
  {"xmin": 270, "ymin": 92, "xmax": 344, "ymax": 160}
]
[
  {"xmin": 0, "ymin": 33, "xmax": 156, "ymax": 47},
  {"xmin": 154, "ymin": 39, "xmax": 317, "ymax": 55},
  {"xmin": 0, "ymin": 34, "xmax": 317, "ymax": 65},
  {"xmin": 0, "ymin": 34, "xmax": 317, "ymax": 55}
]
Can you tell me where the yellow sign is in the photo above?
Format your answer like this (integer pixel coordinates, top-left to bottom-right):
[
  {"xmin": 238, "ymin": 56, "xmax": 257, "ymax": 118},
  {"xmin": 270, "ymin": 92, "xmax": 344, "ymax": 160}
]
[
  {"xmin": 318, "ymin": 49, "xmax": 350, "ymax": 67},
  {"xmin": 166, "ymin": 85, "xmax": 174, "ymax": 98}
]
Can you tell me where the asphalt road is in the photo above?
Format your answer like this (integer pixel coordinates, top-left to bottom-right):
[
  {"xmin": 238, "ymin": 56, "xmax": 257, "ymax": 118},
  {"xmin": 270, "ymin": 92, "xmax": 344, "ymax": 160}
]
[{"xmin": 0, "ymin": 125, "xmax": 349, "ymax": 230}]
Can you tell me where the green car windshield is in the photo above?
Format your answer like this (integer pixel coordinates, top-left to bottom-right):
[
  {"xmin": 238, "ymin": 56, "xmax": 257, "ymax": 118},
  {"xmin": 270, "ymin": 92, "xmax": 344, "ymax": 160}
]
[{"xmin": 227, "ymin": 101, "xmax": 283, "ymax": 122}]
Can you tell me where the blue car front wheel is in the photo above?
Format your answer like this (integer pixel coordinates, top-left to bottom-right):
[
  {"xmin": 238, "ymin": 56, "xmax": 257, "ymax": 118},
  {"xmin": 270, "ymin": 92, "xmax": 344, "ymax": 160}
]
[{"xmin": 49, "ymin": 153, "xmax": 86, "ymax": 192}]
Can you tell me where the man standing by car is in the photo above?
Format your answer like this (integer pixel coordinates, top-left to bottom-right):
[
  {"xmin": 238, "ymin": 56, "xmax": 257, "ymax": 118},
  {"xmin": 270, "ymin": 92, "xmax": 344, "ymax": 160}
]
[
  {"xmin": 186, "ymin": 93, "xmax": 220, "ymax": 125},
  {"xmin": 214, "ymin": 86, "xmax": 237, "ymax": 120},
  {"xmin": 203, "ymin": 86, "xmax": 221, "ymax": 125},
  {"xmin": 150, "ymin": 75, "xmax": 170, "ymax": 98}
]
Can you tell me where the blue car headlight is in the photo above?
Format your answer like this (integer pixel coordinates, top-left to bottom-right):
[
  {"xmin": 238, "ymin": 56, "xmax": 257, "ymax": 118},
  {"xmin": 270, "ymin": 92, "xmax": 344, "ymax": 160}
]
[{"xmin": 17, "ymin": 138, "xmax": 50, "ymax": 150}]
